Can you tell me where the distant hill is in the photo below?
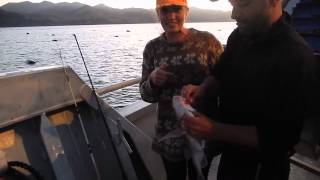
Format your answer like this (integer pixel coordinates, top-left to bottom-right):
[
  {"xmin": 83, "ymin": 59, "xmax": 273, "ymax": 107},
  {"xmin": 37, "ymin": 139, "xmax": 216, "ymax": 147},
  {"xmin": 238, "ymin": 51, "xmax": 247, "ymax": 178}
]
[
  {"xmin": 0, "ymin": 8, "xmax": 55, "ymax": 26},
  {"xmin": 0, "ymin": 1, "xmax": 232, "ymax": 27}
]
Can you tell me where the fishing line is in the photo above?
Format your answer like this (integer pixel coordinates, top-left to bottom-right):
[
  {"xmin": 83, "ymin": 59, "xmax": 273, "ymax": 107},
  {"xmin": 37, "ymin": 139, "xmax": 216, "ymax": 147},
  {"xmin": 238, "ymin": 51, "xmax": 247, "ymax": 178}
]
[
  {"xmin": 72, "ymin": 34, "xmax": 128, "ymax": 180},
  {"xmin": 58, "ymin": 49, "xmax": 102, "ymax": 180}
]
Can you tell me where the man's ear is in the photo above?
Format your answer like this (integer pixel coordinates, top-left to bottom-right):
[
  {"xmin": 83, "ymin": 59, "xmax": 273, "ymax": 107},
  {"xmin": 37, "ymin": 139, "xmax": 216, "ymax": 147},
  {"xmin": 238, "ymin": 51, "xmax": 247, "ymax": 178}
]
[
  {"xmin": 156, "ymin": 8, "xmax": 162, "ymax": 22},
  {"xmin": 156, "ymin": 8, "xmax": 160, "ymax": 16}
]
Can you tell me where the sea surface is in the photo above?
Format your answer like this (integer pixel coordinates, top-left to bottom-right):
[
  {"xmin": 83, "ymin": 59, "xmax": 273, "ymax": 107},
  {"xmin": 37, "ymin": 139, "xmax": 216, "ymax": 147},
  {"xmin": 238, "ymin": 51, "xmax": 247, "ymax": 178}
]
[{"xmin": 0, "ymin": 22, "xmax": 236, "ymax": 109}]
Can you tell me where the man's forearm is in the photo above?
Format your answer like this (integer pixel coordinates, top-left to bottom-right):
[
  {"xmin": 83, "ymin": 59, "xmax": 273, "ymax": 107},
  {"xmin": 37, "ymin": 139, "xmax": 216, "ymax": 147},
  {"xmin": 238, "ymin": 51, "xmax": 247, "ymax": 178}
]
[
  {"xmin": 197, "ymin": 75, "xmax": 219, "ymax": 99},
  {"xmin": 211, "ymin": 122, "xmax": 259, "ymax": 148},
  {"xmin": 192, "ymin": 76, "xmax": 219, "ymax": 113}
]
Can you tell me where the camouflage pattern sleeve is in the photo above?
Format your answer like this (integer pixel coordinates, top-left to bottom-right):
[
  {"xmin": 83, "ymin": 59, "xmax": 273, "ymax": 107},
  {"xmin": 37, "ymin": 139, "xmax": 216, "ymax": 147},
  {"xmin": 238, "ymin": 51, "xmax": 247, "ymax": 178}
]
[
  {"xmin": 191, "ymin": 32, "xmax": 223, "ymax": 118},
  {"xmin": 139, "ymin": 42, "xmax": 161, "ymax": 103}
]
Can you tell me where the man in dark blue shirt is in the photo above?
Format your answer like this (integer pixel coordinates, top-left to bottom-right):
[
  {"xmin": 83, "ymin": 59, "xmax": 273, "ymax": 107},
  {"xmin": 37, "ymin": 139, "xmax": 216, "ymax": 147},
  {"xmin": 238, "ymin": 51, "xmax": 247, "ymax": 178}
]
[{"xmin": 181, "ymin": 0, "xmax": 318, "ymax": 179}]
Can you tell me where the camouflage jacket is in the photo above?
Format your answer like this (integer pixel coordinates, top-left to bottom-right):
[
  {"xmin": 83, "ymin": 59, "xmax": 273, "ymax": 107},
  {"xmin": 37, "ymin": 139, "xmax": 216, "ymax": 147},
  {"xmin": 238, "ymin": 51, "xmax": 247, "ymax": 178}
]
[{"xmin": 139, "ymin": 28, "xmax": 223, "ymax": 161}]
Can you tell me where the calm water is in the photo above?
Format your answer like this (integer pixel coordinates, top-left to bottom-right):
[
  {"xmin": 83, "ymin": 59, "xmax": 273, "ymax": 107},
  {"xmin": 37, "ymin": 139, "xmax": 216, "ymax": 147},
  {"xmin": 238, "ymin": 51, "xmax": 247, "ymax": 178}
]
[{"xmin": 0, "ymin": 22, "xmax": 236, "ymax": 109}]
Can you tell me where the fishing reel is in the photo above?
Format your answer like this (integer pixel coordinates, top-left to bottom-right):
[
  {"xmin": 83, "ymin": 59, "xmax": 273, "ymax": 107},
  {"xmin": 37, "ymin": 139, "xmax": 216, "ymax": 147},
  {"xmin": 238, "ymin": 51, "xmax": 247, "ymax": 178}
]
[{"xmin": 0, "ymin": 151, "xmax": 43, "ymax": 180}]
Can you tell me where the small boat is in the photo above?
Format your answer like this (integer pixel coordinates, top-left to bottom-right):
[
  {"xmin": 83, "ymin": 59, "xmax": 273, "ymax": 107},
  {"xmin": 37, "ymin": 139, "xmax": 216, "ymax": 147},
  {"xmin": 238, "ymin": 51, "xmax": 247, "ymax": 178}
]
[
  {"xmin": 0, "ymin": 66, "xmax": 151, "ymax": 180},
  {"xmin": 0, "ymin": 64, "xmax": 319, "ymax": 180}
]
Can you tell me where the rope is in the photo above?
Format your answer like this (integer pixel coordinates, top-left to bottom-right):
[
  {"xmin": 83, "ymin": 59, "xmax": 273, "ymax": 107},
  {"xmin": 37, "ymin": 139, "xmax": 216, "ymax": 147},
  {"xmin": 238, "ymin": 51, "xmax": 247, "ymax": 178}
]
[{"xmin": 3, "ymin": 161, "xmax": 44, "ymax": 180}]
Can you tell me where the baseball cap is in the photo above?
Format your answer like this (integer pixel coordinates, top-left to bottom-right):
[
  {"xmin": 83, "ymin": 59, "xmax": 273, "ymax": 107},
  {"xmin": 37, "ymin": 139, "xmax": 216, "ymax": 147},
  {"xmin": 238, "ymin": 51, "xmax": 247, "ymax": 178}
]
[{"xmin": 156, "ymin": 0, "xmax": 188, "ymax": 8}]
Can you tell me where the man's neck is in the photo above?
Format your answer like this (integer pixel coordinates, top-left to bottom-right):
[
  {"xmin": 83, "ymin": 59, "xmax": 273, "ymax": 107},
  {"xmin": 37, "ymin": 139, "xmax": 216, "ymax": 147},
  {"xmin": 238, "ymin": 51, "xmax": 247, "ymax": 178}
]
[
  {"xmin": 256, "ymin": 8, "xmax": 282, "ymax": 36},
  {"xmin": 268, "ymin": 7, "xmax": 283, "ymax": 27}
]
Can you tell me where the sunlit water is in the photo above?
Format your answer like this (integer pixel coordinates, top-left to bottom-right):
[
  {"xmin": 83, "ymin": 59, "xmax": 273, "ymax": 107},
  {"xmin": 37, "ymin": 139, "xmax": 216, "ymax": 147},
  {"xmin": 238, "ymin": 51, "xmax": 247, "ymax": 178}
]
[{"xmin": 0, "ymin": 22, "xmax": 236, "ymax": 109}]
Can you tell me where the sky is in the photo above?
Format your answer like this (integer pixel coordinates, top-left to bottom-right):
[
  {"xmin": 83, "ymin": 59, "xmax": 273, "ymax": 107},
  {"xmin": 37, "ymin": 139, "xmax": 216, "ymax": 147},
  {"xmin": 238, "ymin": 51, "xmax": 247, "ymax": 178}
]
[{"xmin": 0, "ymin": 0, "xmax": 232, "ymax": 11}]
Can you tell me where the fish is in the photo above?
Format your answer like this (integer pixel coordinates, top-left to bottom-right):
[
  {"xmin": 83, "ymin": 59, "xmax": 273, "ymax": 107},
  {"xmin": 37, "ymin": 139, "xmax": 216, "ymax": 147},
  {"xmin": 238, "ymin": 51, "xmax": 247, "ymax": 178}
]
[{"xmin": 159, "ymin": 96, "xmax": 207, "ymax": 180}]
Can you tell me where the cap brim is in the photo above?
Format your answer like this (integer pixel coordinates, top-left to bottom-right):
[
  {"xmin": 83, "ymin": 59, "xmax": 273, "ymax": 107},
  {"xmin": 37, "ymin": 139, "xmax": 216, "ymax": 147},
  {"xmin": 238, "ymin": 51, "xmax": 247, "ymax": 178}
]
[{"xmin": 156, "ymin": 3, "xmax": 187, "ymax": 8}]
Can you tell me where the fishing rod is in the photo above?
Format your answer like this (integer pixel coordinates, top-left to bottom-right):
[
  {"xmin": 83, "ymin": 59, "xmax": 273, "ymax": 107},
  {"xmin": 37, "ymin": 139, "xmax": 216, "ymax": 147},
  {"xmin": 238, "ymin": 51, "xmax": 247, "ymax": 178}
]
[
  {"xmin": 58, "ymin": 49, "xmax": 102, "ymax": 180},
  {"xmin": 72, "ymin": 34, "xmax": 129, "ymax": 180}
]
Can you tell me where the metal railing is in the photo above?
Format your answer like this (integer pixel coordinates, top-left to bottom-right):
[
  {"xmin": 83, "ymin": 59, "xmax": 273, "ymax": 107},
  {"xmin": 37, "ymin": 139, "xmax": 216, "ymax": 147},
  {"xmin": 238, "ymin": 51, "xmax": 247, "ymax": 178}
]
[{"xmin": 96, "ymin": 78, "xmax": 141, "ymax": 96}]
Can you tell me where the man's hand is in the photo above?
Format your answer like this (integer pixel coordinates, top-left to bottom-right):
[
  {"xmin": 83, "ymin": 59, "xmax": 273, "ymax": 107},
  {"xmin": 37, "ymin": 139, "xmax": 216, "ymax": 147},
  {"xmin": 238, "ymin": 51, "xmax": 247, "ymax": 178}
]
[
  {"xmin": 183, "ymin": 112, "xmax": 259, "ymax": 147},
  {"xmin": 181, "ymin": 84, "xmax": 200, "ymax": 104},
  {"xmin": 182, "ymin": 112, "xmax": 214, "ymax": 140},
  {"xmin": 150, "ymin": 64, "xmax": 174, "ymax": 87}
]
